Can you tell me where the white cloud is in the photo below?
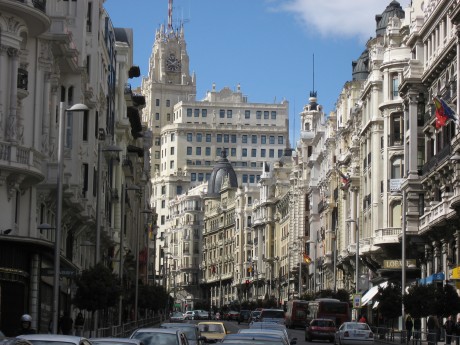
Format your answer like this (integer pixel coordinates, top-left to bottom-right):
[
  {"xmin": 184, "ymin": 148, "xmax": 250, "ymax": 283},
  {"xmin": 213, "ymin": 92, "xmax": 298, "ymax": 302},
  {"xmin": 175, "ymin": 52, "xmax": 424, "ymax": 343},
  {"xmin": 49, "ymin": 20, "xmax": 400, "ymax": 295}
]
[{"xmin": 270, "ymin": 0, "xmax": 412, "ymax": 41}]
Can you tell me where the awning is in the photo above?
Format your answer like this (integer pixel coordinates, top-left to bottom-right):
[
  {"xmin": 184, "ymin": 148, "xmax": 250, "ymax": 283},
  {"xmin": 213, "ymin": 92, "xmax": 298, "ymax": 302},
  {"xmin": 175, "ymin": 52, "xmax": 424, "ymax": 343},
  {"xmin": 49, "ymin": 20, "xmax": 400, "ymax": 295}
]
[
  {"xmin": 417, "ymin": 272, "xmax": 444, "ymax": 285},
  {"xmin": 361, "ymin": 281, "xmax": 388, "ymax": 306}
]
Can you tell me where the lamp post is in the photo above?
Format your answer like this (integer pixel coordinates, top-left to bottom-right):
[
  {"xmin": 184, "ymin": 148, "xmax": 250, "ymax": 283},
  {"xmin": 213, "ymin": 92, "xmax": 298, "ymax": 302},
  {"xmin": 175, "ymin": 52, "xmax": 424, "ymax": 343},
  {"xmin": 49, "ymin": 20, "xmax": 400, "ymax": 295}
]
[
  {"xmin": 52, "ymin": 102, "xmax": 88, "ymax": 334},
  {"xmin": 118, "ymin": 184, "xmax": 140, "ymax": 326}
]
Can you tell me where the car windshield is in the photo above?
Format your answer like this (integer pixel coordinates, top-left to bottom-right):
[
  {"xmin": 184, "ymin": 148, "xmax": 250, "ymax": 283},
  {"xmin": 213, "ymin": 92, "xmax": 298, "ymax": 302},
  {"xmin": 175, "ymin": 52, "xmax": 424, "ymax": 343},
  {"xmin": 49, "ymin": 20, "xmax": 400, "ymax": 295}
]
[
  {"xmin": 22, "ymin": 342, "xmax": 76, "ymax": 345},
  {"xmin": 162, "ymin": 327, "xmax": 197, "ymax": 341},
  {"xmin": 261, "ymin": 310, "xmax": 285, "ymax": 318},
  {"xmin": 347, "ymin": 323, "xmax": 370, "ymax": 330},
  {"xmin": 311, "ymin": 320, "xmax": 335, "ymax": 327},
  {"xmin": 171, "ymin": 312, "xmax": 183, "ymax": 317},
  {"xmin": 132, "ymin": 333, "xmax": 178, "ymax": 345},
  {"xmin": 198, "ymin": 324, "xmax": 224, "ymax": 333}
]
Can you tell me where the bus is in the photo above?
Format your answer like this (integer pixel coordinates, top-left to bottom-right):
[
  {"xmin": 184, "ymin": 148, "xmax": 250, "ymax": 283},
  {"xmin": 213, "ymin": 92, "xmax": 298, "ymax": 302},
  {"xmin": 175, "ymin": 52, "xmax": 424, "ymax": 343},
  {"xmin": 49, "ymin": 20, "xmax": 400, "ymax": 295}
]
[
  {"xmin": 306, "ymin": 298, "xmax": 350, "ymax": 327},
  {"xmin": 285, "ymin": 300, "xmax": 309, "ymax": 329}
]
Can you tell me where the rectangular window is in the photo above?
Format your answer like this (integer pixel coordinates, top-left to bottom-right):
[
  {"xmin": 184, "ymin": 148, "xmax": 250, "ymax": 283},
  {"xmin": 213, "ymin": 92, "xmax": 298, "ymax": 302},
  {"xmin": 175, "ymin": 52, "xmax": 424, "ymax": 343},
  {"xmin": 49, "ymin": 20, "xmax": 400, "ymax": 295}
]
[
  {"xmin": 269, "ymin": 149, "xmax": 275, "ymax": 157},
  {"xmin": 187, "ymin": 109, "xmax": 192, "ymax": 117},
  {"xmin": 242, "ymin": 135, "xmax": 248, "ymax": 144},
  {"xmin": 271, "ymin": 111, "xmax": 277, "ymax": 120},
  {"xmin": 170, "ymin": 147, "xmax": 175, "ymax": 155},
  {"xmin": 82, "ymin": 163, "xmax": 89, "ymax": 197},
  {"xmin": 194, "ymin": 109, "xmax": 200, "ymax": 117},
  {"xmin": 231, "ymin": 134, "xmax": 236, "ymax": 143},
  {"xmin": 155, "ymin": 151, "xmax": 160, "ymax": 159},
  {"xmin": 224, "ymin": 134, "xmax": 229, "ymax": 143},
  {"xmin": 242, "ymin": 174, "xmax": 248, "ymax": 183},
  {"xmin": 217, "ymin": 134, "xmax": 222, "ymax": 142},
  {"xmin": 82, "ymin": 111, "xmax": 89, "ymax": 141},
  {"xmin": 264, "ymin": 111, "xmax": 269, "ymax": 119},
  {"xmin": 216, "ymin": 148, "xmax": 222, "ymax": 156},
  {"xmin": 86, "ymin": 2, "xmax": 92, "ymax": 32},
  {"xmin": 206, "ymin": 173, "xmax": 211, "ymax": 181},
  {"xmin": 155, "ymin": 113, "xmax": 160, "ymax": 120},
  {"xmin": 205, "ymin": 147, "xmax": 211, "ymax": 156},
  {"xmin": 261, "ymin": 149, "xmax": 266, "ymax": 157},
  {"xmin": 206, "ymin": 133, "xmax": 211, "ymax": 142},
  {"xmin": 219, "ymin": 109, "xmax": 225, "ymax": 118},
  {"xmin": 249, "ymin": 175, "xmax": 255, "ymax": 183},
  {"xmin": 198, "ymin": 173, "xmax": 204, "ymax": 181},
  {"xmin": 187, "ymin": 147, "xmax": 192, "ymax": 155},
  {"xmin": 242, "ymin": 148, "xmax": 247, "ymax": 157},
  {"xmin": 227, "ymin": 110, "xmax": 232, "ymax": 118},
  {"xmin": 187, "ymin": 133, "xmax": 192, "ymax": 142},
  {"xmin": 202, "ymin": 109, "xmax": 207, "ymax": 117},
  {"xmin": 196, "ymin": 147, "xmax": 201, "ymax": 155},
  {"xmin": 161, "ymin": 215, "xmax": 165, "ymax": 225},
  {"xmin": 170, "ymin": 160, "xmax": 174, "ymax": 169},
  {"xmin": 251, "ymin": 162, "xmax": 256, "ymax": 167},
  {"xmin": 251, "ymin": 149, "xmax": 257, "ymax": 157},
  {"xmin": 196, "ymin": 133, "xmax": 202, "ymax": 142},
  {"xmin": 156, "ymin": 99, "xmax": 160, "ymax": 106},
  {"xmin": 256, "ymin": 111, "xmax": 262, "ymax": 119},
  {"xmin": 166, "ymin": 100, "xmax": 171, "ymax": 107},
  {"xmin": 278, "ymin": 136, "xmax": 284, "ymax": 144},
  {"xmin": 191, "ymin": 173, "xmax": 196, "ymax": 181},
  {"xmin": 171, "ymin": 133, "xmax": 175, "ymax": 141},
  {"xmin": 269, "ymin": 136, "xmax": 275, "ymax": 144},
  {"xmin": 392, "ymin": 75, "xmax": 399, "ymax": 99},
  {"xmin": 261, "ymin": 135, "xmax": 266, "ymax": 144},
  {"xmin": 176, "ymin": 186, "xmax": 183, "ymax": 195},
  {"xmin": 252, "ymin": 135, "xmax": 257, "ymax": 144},
  {"xmin": 245, "ymin": 110, "xmax": 250, "ymax": 119},
  {"xmin": 161, "ymin": 200, "xmax": 165, "ymax": 208},
  {"xmin": 231, "ymin": 148, "xmax": 236, "ymax": 156},
  {"xmin": 278, "ymin": 149, "xmax": 283, "ymax": 157}
]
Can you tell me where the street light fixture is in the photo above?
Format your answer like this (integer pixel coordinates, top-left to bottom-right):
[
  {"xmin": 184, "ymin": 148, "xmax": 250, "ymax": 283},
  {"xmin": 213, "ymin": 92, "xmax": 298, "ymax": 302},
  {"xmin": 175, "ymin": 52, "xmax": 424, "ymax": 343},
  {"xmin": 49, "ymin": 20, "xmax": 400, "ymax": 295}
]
[{"xmin": 52, "ymin": 102, "xmax": 89, "ymax": 334}]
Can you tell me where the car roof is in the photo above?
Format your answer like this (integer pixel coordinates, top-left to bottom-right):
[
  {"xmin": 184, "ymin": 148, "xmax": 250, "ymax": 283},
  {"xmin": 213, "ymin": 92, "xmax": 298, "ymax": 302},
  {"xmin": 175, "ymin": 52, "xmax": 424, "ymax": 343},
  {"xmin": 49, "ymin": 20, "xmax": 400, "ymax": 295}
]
[
  {"xmin": 198, "ymin": 321, "xmax": 224, "ymax": 325},
  {"xmin": 18, "ymin": 335, "xmax": 88, "ymax": 344},
  {"xmin": 224, "ymin": 334, "xmax": 287, "ymax": 344},
  {"xmin": 131, "ymin": 328, "xmax": 180, "ymax": 335},
  {"xmin": 161, "ymin": 323, "xmax": 198, "ymax": 329},
  {"xmin": 90, "ymin": 338, "xmax": 142, "ymax": 345}
]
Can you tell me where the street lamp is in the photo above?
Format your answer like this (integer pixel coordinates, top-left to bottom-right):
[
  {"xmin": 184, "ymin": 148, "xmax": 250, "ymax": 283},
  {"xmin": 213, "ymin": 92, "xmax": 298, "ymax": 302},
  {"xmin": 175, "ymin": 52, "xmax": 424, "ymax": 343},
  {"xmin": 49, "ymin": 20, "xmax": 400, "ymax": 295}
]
[{"xmin": 52, "ymin": 102, "xmax": 88, "ymax": 334}]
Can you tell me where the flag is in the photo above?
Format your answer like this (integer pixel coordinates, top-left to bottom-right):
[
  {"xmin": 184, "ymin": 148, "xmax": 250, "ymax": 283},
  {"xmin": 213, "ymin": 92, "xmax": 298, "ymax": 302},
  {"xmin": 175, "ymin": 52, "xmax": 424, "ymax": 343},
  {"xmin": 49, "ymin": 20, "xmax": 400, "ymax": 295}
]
[
  {"xmin": 303, "ymin": 253, "xmax": 312, "ymax": 264},
  {"xmin": 433, "ymin": 97, "xmax": 457, "ymax": 129},
  {"xmin": 335, "ymin": 167, "xmax": 350, "ymax": 186}
]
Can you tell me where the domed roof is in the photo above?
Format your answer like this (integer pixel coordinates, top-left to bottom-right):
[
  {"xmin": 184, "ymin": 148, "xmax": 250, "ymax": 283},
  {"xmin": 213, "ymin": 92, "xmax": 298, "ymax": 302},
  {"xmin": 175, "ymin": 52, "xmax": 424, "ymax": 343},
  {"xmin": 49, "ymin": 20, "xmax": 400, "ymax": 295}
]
[
  {"xmin": 375, "ymin": 1, "xmax": 405, "ymax": 37},
  {"xmin": 352, "ymin": 48, "xmax": 369, "ymax": 81},
  {"xmin": 207, "ymin": 150, "xmax": 238, "ymax": 197}
]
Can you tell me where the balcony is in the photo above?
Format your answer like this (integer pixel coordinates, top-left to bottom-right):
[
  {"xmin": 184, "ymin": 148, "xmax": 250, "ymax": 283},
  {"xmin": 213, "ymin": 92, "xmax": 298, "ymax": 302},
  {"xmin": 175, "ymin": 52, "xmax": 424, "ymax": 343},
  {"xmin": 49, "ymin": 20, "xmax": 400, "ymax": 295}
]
[
  {"xmin": 419, "ymin": 199, "xmax": 456, "ymax": 233},
  {"xmin": 373, "ymin": 227, "xmax": 401, "ymax": 245},
  {"xmin": 422, "ymin": 145, "xmax": 452, "ymax": 175},
  {"xmin": 2, "ymin": 0, "xmax": 50, "ymax": 37}
]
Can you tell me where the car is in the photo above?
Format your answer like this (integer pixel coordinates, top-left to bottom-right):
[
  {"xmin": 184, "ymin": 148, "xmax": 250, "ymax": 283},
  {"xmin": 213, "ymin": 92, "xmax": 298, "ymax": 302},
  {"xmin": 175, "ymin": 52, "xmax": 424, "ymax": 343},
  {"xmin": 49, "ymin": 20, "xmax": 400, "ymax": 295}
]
[
  {"xmin": 335, "ymin": 322, "xmax": 374, "ymax": 345},
  {"xmin": 258, "ymin": 309, "xmax": 285, "ymax": 324},
  {"xmin": 18, "ymin": 334, "xmax": 91, "ymax": 345},
  {"xmin": 305, "ymin": 318, "xmax": 336, "ymax": 342},
  {"xmin": 222, "ymin": 333, "xmax": 287, "ymax": 345},
  {"xmin": 184, "ymin": 311, "xmax": 196, "ymax": 320},
  {"xmin": 160, "ymin": 323, "xmax": 207, "ymax": 345},
  {"xmin": 238, "ymin": 328, "xmax": 295, "ymax": 345},
  {"xmin": 90, "ymin": 338, "xmax": 144, "ymax": 345},
  {"xmin": 238, "ymin": 310, "xmax": 251, "ymax": 324},
  {"xmin": 195, "ymin": 310, "xmax": 210, "ymax": 320},
  {"xmin": 130, "ymin": 327, "xmax": 189, "ymax": 345},
  {"xmin": 226, "ymin": 310, "xmax": 239, "ymax": 321},
  {"xmin": 249, "ymin": 310, "xmax": 261, "ymax": 322},
  {"xmin": 169, "ymin": 311, "xmax": 186, "ymax": 322},
  {"xmin": 197, "ymin": 322, "xmax": 229, "ymax": 343}
]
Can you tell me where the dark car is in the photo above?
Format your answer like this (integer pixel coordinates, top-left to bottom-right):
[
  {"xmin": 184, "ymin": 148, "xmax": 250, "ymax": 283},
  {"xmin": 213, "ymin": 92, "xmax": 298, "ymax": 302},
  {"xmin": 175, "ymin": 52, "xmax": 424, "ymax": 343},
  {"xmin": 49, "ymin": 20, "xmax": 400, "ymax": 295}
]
[
  {"xmin": 238, "ymin": 310, "xmax": 251, "ymax": 324},
  {"xmin": 305, "ymin": 318, "xmax": 336, "ymax": 342}
]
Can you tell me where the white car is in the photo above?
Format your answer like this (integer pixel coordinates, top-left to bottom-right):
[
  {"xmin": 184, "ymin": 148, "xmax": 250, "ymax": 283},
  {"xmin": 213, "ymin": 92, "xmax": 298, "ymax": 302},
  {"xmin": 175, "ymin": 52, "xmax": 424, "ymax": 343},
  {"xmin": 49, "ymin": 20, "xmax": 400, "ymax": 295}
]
[
  {"xmin": 184, "ymin": 310, "xmax": 196, "ymax": 320},
  {"xmin": 18, "ymin": 334, "xmax": 92, "ymax": 345},
  {"xmin": 335, "ymin": 322, "xmax": 374, "ymax": 345}
]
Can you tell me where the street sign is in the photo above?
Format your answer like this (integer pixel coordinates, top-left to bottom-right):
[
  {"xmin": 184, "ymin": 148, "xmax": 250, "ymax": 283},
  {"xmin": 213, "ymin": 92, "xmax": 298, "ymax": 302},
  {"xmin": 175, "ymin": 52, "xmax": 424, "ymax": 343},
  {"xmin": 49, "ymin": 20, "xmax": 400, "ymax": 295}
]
[
  {"xmin": 353, "ymin": 294, "xmax": 361, "ymax": 308},
  {"xmin": 41, "ymin": 268, "xmax": 77, "ymax": 278}
]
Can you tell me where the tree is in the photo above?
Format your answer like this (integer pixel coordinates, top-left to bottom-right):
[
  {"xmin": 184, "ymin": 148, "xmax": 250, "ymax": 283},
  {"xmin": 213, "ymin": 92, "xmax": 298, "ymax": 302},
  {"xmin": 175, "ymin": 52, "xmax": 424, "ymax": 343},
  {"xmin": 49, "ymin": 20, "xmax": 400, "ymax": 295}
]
[
  {"xmin": 376, "ymin": 282, "xmax": 402, "ymax": 328},
  {"xmin": 403, "ymin": 284, "xmax": 436, "ymax": 319},
  {"xmin": 438, "ymin": 283, "xmax": 460, "ymax": 317},
  {"xmin": 73, "ymin": 263, "xmax": 121, "ymax": 312}
]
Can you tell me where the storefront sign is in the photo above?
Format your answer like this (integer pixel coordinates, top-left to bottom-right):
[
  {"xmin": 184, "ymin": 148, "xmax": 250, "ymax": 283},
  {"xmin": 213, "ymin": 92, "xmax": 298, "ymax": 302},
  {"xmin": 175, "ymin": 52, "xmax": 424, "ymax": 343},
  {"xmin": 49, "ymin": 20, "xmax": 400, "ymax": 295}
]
[{"xmin": 383, "ymin": 259, "xmax": 416, "ymax": 269}]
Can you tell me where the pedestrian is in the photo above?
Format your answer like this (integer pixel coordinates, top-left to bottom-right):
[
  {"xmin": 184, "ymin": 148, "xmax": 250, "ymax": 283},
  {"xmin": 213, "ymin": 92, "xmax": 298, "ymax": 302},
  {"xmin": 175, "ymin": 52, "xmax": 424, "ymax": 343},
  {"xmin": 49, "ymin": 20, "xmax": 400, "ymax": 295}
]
[
  {"xmin": 427, "ymin": 315, "xmax": 439, "ymax": 345},
  {"xmin": 74, "ymin": 312, "xmax": 85, "ymax": 336},
  {"xmin": 445, "ymin": 315, "xmax": 455, "ymax": 345},
  {"xmin": 413, "ymin": 317, "xmax": 421, "ymax": 344},
  {"xmin": 359, "ymin": 315, "xmax": 367, "ymax": 324},
  {"xmin": 16, "ymin": 314, "xmax": 36, "ymax": 335},
  {"xmin": 405, "ymin": 314, "xmax": 413, "ymax": 343},
  {"xmin": 59, "ymin": 312, "xmax": 73, "ymax": 335}
]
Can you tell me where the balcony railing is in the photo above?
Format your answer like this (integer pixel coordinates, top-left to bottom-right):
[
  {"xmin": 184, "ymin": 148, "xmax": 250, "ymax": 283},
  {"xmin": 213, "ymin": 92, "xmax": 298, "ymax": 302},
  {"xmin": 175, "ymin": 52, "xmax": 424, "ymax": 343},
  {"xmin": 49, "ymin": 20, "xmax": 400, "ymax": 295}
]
[{"xmin": 422, "ymin": 145, "xmax": 452, "ymax": 175}]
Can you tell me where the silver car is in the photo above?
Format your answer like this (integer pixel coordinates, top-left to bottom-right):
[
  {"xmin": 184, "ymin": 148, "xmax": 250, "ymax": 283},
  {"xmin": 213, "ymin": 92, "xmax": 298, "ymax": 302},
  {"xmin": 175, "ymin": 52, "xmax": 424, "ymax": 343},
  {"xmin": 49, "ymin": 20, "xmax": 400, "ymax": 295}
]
[
  {"xmin": 90, "ymin": 338, "xmax": 143, "ymax": 345},
  {"xmin": 18, "ymin": 334, "xmax": 92, "ymax": 345},
  {"xmin": 161, "ymin": 323, "xmax": 207, "ymax": 345},
  {"xmin": 130, "ymin": 327, "xmax": 189, "ymax": 345}
]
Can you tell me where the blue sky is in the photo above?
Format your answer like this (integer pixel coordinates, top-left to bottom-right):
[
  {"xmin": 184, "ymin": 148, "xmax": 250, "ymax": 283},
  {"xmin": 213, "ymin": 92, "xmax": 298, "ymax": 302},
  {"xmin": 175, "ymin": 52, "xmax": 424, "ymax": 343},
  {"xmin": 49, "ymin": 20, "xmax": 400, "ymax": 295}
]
[{"xmin": 105, "ymin": 0, "xmax": 411, "ymax": 144}]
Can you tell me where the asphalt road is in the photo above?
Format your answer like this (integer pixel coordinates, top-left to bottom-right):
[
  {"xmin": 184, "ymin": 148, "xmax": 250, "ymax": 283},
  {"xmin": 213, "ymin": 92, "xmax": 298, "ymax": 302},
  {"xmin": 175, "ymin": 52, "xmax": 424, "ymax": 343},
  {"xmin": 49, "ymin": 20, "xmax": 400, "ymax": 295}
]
[{"xmin": 190, "ymin": 319, "xmax": 327, "ymax": 345}]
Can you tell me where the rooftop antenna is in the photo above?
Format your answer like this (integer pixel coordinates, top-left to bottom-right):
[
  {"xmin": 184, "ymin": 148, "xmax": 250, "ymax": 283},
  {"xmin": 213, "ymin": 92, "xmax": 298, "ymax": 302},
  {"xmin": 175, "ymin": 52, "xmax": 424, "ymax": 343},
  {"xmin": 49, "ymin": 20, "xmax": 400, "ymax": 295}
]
[{"xmin": 310, "ymin": 54, "xmax": 317, "ymax": 98}]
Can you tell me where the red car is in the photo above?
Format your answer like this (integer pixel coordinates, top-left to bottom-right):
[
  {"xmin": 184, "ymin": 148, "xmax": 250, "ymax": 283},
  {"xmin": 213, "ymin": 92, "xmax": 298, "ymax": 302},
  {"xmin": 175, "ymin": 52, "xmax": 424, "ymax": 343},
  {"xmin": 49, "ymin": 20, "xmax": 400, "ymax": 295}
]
[
  {"xmin": 305, "ymin": 318, "xmax": 336, "ymax": 342},
  {"xmin": 226, "ymin": 310, "xmax": 240, "ymax": 321}
]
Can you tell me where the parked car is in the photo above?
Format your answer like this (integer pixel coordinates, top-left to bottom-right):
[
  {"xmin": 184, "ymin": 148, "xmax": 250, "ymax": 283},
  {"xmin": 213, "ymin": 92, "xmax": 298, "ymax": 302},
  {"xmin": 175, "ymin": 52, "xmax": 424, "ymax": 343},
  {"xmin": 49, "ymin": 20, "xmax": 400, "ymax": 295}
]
[
  {"xmin": 184, "ymin": 311, "xmax": 196, "ymax": 320},
  {"xmin": 335, "ymin": 322, "xmax": 374, "ymax": 345},
  {"xmin": 249, "ymin": 310, "xmax": 262, "ymax": 323},
  {"xmin": 195, "ymin": 310, "xmax": 210, "ymax": 320},
  {"xmin": 305, "ymin": 318, "xmax": 336, "ymax": 342},
  {"xmin": 238, "ymin": 310, "xmax": 251, "ymax": 324},
  {"xmin": 18, "ymin": 334, "xmax": 92, "ymax": 345},
  {"xmin": 160, "ymin": 323, "xmax": 207, "ymax": 345},
  {"xmin": 197, "ymin": 322, "xmax": 228, "ymax": 343},
  {"xmin": 90, "ymin": 338, "xmax": 143, "ymax": 345},
  {"xmin": 226, "ymin": 310, "xmax": 239, "ymax": 321},
  {"xmin": 169, "ymin": 311, "xmax": 186, "ymax": 322},
  {"xmin": 130, "ymin": 327, "xmax": 189, "ymax": 345}
]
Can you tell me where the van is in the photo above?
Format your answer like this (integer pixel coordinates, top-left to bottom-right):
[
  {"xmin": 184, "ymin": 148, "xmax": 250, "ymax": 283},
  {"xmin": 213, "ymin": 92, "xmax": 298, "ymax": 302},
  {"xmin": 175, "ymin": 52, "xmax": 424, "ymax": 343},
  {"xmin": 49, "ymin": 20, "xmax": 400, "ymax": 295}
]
[
  {"xmin": 285, "ymin": 300, "xmax": 309, "ymax": 329},
  {"xmin": 258, "ymin": 308, "xmax": 286, "ymax": 324}
]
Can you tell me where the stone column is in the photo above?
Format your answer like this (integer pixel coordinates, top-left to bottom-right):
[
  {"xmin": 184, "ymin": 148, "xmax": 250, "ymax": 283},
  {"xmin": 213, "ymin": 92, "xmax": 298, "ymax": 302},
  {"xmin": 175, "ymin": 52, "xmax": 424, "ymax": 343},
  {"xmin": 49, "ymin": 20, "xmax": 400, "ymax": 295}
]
[
  {"xmin": 0, "ymin": 45, "xmax": 8, "ymax": 140},
  {"xmin": 456, "ymin": 231, "xmax": 460, "ymax": 265},
  {"xmin": 406, "ymin": 92, "xmax": 419, "ymax": 179},
  {"xmin": 425, "ymin": 245, "xmax": 433, "ymax": 276},
  {"xmin": 49, "ymin": 82, "xmax": 58, "ymax": 160},
  {"xmin": 6, "ymin": 48, "xmax": 19, "ymax": 142},
  {"xmin": 433, "ymin": 241, "xmax": 441, "ymax": 273},
  {"xmin": 42, "ymin": 73, "xmax": 51, "ymax": 155}
]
